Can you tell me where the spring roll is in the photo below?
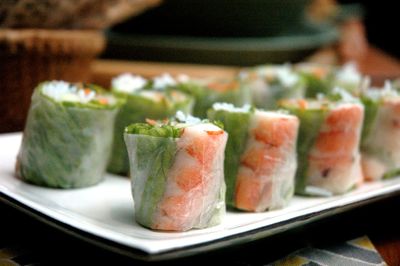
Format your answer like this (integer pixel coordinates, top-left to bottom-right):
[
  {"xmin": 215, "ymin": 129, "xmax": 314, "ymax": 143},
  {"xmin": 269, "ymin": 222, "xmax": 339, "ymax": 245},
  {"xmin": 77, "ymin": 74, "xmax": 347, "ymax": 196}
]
[
  {"xmin": 332, "ymin": 62, "xmax": 363, "ymax": 94},
  {"xmin": 295, "ymin": 63, "xmax": 335, "ymax": 97},
  {"xmin": 208, "ymin": 103, "xmax": 299, "ymax": 211},
  {"xmin": 175, "ymin": 76, "xmax": 251, "ymax": 118},
  {"xmin": 360, "ymin": 83, "xmax": 400, "ymax": 180},
  {"xmin": 16, "ymin": 81, "xmax": 121, "ymax": 188},
  {"xmin": 295, "ymin": 62, "xmax": 363, "ymax": 97},
  {"xmin": 392, "ymin": 78, "xmax": 400, "ymax": 91},
  {"xmin": 124, "ymin": 113, "xmax": 227, "ymax": 231},
  {"xmin": 239, "ymin": 64, "xmax": 305, "ymax": 109},
  {"xmin": 108, "ymin": 73, "xmax": 194, "ymax": 175},
  {"xmin": 280, "ymin": 98, "xmax": 364, "ymax": 196}
]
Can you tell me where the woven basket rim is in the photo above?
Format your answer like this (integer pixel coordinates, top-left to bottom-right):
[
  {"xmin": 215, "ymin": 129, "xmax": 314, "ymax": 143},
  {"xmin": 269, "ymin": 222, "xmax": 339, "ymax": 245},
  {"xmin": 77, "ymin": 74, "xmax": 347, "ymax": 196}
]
[{"xmin": 0, "ymin": 29, "xmax": 105, "ymax": 56}]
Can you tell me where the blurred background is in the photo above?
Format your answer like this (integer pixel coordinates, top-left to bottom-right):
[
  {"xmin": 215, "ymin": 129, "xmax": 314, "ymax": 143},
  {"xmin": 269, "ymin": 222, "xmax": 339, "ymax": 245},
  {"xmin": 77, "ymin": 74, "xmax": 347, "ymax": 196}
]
[
  {"xmin": 104, "ymin": 0, "xmax": 340, "ymax": 65},
  {"xmin": 103, "ymin": 0, "xmax": 397, "ymax": 65},
  {"xmin": 1, "ymin": 0, "xmax": 400, "ymax": 133}
]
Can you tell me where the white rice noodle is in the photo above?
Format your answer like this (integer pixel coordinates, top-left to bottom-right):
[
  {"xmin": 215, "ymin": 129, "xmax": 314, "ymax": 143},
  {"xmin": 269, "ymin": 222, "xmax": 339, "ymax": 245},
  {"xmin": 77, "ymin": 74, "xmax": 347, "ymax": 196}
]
[
  {"xmin": 212, "ymin": 102, "xmax": 252, "ymax": 113},
  {"xmin": 42, "ymin": 81, "xmax": 96, "ymax": 104},
  {"xmin": 153, "ymin": 73, "xmax": 177, "ymax": 90},
  {"xmin": 112, "ymin": 73, "xmax": 147, "ymax": 93}
]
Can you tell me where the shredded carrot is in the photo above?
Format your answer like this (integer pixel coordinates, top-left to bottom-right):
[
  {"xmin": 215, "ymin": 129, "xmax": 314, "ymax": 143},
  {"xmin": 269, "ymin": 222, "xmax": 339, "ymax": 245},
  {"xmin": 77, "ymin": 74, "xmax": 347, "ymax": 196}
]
[
  {"xmin": 84, "ymin": 89, "xmax": 92, "ymax": 95},
  {"xmin": 312, "ymin": 68, "xmax": 327, "ymax": 79},
  {"xmin": 298, "ymin": 99, "xmax": 308, "ymax": 109},
  {"xmin": 265, "ymin": 74, "xmax": 274, "ymax": 82},
  {"xmin": 277, "ymin": 99, "xmax": 285, "ymax": 106},
  {"xmin": 146, "ymin": 118, "xmax": 157, "ymax": 125},
  {"xmin": 207, "ymin": 81, "xmax": 238, "ymax": 92},
  {"xmin": 98, "ymin": 98, "xmax": 108, "ymax": 105},
  {"xmin": 206, "ymin": 130, "xmax": 224, "ymax": 136},
  {"xmin": 249, "ymin": 72, "xmax": 258, "ymax": 80}
]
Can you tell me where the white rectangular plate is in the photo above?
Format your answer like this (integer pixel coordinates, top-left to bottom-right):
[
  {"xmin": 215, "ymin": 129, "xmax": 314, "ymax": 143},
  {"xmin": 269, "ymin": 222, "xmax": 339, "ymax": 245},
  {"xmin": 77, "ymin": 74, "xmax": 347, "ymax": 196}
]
[{"xmin": 1, "ymin": 133, "xmax": 400, "ymax": 261}]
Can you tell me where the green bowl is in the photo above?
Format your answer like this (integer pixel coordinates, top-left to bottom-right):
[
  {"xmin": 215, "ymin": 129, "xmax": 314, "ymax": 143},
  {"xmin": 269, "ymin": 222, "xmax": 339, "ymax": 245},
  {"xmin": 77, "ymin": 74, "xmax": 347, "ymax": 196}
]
[
  {"xmin": 103, "ymin": 23, "xmax": 338, "ymax": 66},
  {"xmin": 113, "ymin": 0, "xmax": 312, "ymax": 37}
]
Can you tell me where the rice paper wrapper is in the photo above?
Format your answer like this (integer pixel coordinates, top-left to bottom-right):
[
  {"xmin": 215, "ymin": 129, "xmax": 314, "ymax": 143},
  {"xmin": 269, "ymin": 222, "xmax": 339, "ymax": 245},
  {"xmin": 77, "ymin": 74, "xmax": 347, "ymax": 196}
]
[
  {"xmin": 251, "ymin": 81, "xmax": 305, "ymax": 109},
  {"xmin": 17, "ymin": 88, "xmax": 119, "ymax": 188},
  {"xmin": 301, "ymin": 72, "xmax": 333, "ymax": 98},
  {"xmin": 294, "ymin": 63, "xmax": 336, "ymax": 97},
  {"xmin": 239, "ymin": 71, "xmax": 305, "ymax": 109},
  {"xmin": 124, "ymin": 128, "xmax": 227, "ymax": 231},
  {"xmin": 234, "ymin": 112, "xmax": 299, "ymax": 211},
  {"xmin": 176, "ymin": 81, "xmax": 251, "ymax": 118},
  {"xmin": 108, "ymin": 92, "xmax": 193, "ymax": 175},
  {"xmin": 208, "ymin": 107, "xmax": 298, "ymax": 211},
  {"xmin": 361, "ymin": 96, "xmax": 400, "ymax": 180},
  {"xmin": 207, "ymin": 108, "xmax": 251, "ymax": 207},
  {"xmin": 282, "ymin": 101, "xmax": 364, "ymax": 196}
]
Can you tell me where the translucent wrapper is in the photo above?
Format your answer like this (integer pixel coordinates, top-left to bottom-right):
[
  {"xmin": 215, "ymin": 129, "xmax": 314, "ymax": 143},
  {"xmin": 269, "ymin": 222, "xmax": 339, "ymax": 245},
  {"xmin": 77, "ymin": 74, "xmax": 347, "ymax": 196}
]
[
  {"xmin": 17, "ymin": 84, "xmax": 120, "ymax": 188},
  {"xmin": 176, "ymin": 80, "xmax": 251, "ymax": 118},
  {"xmin": 208, "ymin": 107, "xmax": 299, "ymax": 211},
  {"xmin": 295, "ymin": 63, "xmax": 363, "ymax": 97},
  {"xmin": 124, "ymin": 123, "xmax": 227, "ymax": 231},
  {"xmin": 294, "ymin": 63, "xmax": 335, "ymax": 97},
  {"xmin": 361, "ymin": 91, "xmax": 400, "ymax": 180},
  {"xmin": 239, "ymin": 65, "xmax": 305, "ymax": 109},
  {"xmin": 281, "ymin": 99, "xmax": 364, "ymax": 196},
  {"xmin": 107, "ymin": 90, "xmax": 193, "ymax": 175},
  {"xmin": 392, "ymin": 79, "xmax": 400, "ymax": 91},
  {"xmin": 332, "ymin": 63, "xmax": 363, "ymax": 94}
]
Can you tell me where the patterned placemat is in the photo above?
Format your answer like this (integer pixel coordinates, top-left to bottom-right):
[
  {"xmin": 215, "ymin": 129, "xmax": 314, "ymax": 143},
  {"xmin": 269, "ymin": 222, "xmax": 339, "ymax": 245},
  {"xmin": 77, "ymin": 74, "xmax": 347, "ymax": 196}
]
[
  {"xmin": 0, "ymin": 246, "xmax": 40, "ymax": 266},
  {"xmin": 271, "ymin": 236, "xmax": 387, "ymax": 266},
  {"xmin": 1, "ymin": 235, "xmax": 387, "ymax": 266}
]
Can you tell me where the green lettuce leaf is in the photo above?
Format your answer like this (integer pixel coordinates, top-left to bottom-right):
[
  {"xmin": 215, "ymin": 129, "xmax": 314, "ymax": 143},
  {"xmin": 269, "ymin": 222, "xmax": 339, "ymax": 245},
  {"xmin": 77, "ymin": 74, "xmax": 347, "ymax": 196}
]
[
  {"xmin": 279, "ymin": 103, "xmax": 328, "ymax": 194},
  {"xmin": 17, "ymin": 85, "xmax": 120, "ymax": 188},
  {"xmin": 124, "ymin": 134, "xmax": 177, "ymax": 228},
  {"xmin": 125, "ymin": 123, "xmax": 182, "ymax": 138},
  {"xmin": 108, "ymin": 89, "xmax": 193, "ymax": 175},
  {"xmin": 300, "ymin": 73, "xmax": 332, "ymax": 98},
  {"xmin": 207, "ymin": 108, "xmax": 252, "ymax": 207},
  {"xmin": 176, "ymin": 80, "xmax": 251, "ymax": 118},
  {"xmin": 360, "ymin": 96, "xmax": 380, "ymax": 147}
]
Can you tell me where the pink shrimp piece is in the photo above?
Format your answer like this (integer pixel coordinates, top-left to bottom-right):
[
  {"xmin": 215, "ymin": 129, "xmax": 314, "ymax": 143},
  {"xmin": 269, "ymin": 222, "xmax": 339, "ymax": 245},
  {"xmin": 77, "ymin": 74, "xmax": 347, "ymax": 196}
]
[
  {"xmin": 307, "ymin": 103, "xmax": 364, "ymax": 194},
  {"xmin": 234, "ymin": 111, "xmax": 299, "ymax": 212},
  {"xmin": 152, "ymin": 123, "xmax": 227, "ymax": 231}
]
